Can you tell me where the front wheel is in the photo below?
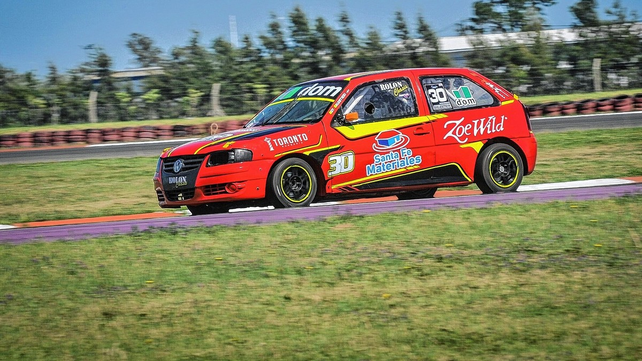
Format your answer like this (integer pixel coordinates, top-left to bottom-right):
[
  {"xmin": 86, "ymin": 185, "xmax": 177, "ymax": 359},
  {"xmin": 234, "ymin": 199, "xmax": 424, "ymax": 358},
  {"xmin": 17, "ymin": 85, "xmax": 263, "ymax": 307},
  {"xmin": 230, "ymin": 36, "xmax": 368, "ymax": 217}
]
[
  {"xmin": 269, "ymin": 158, "xmax": 317, "ymax": 208},
  {"xmin": 475, "ymin": 143, "xmax": 523, "ymax": 194}
]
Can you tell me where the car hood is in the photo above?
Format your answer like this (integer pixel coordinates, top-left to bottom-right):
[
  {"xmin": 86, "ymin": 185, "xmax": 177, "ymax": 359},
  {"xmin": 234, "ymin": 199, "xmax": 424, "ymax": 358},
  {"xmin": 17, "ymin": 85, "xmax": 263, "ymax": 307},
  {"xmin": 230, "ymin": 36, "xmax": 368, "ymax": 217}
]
[{"xmin": 162, "ymin": 125, "xmax": 310, "ymax": 157}]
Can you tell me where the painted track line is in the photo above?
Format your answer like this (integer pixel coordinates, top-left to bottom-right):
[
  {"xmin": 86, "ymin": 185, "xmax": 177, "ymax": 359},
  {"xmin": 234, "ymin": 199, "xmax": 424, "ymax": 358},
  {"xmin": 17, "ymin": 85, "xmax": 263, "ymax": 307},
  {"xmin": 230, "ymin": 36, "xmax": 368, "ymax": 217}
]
[{"xmin": 0, "ymin": 180, "xmax": 640, "ymax": 244}]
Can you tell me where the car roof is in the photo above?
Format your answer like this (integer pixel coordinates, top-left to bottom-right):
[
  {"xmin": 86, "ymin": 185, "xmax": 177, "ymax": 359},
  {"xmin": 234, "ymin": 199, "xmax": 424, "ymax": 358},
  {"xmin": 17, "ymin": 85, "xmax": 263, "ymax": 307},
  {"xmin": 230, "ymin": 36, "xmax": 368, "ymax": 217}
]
[{"xmin": 302, "ymin": 68, "xmax": 479, "ymax": 84}]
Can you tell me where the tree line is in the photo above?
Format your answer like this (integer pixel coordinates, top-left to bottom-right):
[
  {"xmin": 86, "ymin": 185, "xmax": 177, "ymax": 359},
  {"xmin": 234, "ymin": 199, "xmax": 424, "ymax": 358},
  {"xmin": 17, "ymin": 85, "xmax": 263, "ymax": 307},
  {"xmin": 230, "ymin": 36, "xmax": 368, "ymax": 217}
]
[{"xmin": 0, "ymin": 0, "xmax": 640, "ymax": 126}]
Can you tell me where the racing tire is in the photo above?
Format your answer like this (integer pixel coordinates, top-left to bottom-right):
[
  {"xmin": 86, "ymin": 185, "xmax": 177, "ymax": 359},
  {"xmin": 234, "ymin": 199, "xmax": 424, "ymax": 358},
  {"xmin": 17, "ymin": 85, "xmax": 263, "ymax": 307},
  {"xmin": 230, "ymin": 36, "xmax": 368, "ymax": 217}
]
[
  {"xmin": 269, "ymin": 158, "xmax": 317, "ymax": 208},
  {"xmin": 397, "ymin": 187, "xmax": 437, "ymax": 200},
  {"xmin": 187, "ymin": 203, "xmax": 230, "ymax": 215},
  {"xmin": 475, "ymin": 143, "xmax": 523, "ymax": 194}
]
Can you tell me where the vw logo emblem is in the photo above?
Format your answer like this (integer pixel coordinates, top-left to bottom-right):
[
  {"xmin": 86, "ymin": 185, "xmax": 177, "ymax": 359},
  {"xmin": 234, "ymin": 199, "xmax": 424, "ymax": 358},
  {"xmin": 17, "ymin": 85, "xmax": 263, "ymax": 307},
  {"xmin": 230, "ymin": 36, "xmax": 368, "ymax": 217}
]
[{"xmin": 173, "ymin": 159, "xmax": 184, "ymax": 173}]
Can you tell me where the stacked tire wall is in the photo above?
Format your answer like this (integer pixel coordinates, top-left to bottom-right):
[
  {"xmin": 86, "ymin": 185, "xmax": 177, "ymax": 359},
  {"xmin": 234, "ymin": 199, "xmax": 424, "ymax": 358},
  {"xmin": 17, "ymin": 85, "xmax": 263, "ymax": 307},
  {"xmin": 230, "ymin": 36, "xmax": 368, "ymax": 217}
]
[
  {"xmin": 527, "ymin": 93, "xmax": 642, "ymax": 117},
  {"xmin": 0, "ymin": 120, "xmax": 248, "ymax": 149},
  {"xmin": 1, "ymin": 94, "xmax": 642, "ymax": 149}
]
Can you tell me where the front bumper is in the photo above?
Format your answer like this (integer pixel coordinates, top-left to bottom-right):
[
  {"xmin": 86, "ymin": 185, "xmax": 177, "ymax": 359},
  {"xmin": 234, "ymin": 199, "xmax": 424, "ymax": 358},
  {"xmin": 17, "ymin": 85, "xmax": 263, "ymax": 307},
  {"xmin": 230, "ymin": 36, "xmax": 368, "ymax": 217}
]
[{"xmin": 154, "ymin": 159, "xmax": 273, "ymax": 208}]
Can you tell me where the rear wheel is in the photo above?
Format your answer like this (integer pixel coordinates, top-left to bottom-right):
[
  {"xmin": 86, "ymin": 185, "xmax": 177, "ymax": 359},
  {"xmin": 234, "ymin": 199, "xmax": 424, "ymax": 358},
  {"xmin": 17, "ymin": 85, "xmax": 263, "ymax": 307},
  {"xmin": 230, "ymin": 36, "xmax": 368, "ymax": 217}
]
[
  {"xmin": 475, "ymin": 143, "xmax": 523, "ymax": 194},
  {"xmin": 397, "ymin": 187, "xmax": 437, "ymax": 200},
  {"xmin": 187, "ymin": 203, "xmax": 230, "ymax": 215},
  {"xmin": 269, "ymin": 158, "xmax": 317, "ymax": 208}
]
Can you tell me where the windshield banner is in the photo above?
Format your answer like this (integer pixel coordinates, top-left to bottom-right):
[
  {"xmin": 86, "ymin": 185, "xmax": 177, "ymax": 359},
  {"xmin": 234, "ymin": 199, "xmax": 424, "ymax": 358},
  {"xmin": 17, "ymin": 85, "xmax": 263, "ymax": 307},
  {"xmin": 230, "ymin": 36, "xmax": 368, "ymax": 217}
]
[{"xmin": 276, "ymin": 81, "xmax": 347, "ymax": 101}]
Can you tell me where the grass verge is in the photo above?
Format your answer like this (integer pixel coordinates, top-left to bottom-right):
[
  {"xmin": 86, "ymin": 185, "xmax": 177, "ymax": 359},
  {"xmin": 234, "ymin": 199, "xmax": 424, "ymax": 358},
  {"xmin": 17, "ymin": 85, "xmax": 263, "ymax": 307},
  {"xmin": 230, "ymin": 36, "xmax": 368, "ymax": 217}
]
[
  {"xmin": 1, "ymin": 197, "xmax": 640, "ymax": 359},
  {"xmin": 1, "ymin": 127, "xmax": 641, "ymax": 224}
]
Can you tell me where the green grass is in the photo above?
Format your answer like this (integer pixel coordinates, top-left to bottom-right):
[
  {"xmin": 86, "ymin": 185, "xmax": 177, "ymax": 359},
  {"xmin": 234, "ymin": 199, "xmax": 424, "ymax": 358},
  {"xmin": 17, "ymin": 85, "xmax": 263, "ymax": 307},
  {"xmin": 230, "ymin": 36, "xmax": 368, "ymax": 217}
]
[
  {"xmin": 1, "ymin": 197, "xmax": 640, "ymax": 359},
  {"xmin": 1, "ymin": 127, "xmax": 641, "ymax": 224}
]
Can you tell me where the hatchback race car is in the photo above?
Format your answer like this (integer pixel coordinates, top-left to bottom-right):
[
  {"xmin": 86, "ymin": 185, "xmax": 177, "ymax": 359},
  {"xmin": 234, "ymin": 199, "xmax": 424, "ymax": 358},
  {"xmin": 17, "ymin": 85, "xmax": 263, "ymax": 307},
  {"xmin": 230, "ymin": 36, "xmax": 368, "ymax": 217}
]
[{"xmin": 153, "ymin": 68, "xmax": 537, "ymax": 215}]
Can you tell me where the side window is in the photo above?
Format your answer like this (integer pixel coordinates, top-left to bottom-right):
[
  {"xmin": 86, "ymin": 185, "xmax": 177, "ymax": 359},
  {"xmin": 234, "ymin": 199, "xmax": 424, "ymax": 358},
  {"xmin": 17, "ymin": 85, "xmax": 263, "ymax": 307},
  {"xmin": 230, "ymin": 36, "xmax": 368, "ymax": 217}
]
[
  {"xmin": 422, "ymin": 76, "xmax": 496, "ymax": 113},
  {"xmin": 337, "ymin": 78, "xmax": 418, "ymax": 125}
]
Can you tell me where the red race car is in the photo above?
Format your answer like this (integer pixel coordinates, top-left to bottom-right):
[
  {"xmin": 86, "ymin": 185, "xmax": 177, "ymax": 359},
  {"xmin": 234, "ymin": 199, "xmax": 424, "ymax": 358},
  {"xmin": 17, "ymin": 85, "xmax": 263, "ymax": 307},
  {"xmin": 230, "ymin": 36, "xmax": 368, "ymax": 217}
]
[{"xmin": 153, "ymin": 68, "xmax": 537, "ymax": 215}]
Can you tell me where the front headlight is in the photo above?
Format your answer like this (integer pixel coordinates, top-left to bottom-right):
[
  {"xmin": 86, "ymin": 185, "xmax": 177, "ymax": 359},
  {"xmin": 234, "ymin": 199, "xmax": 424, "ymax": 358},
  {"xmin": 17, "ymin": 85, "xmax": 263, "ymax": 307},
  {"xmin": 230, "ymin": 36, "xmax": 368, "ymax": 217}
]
[
  {"xmin": 228, "ymin": 149, "xmax": 253, "ymax": 163},
  {"xmin": 207, "ymin": 149, "xmax": 253, "ymax": 167}
]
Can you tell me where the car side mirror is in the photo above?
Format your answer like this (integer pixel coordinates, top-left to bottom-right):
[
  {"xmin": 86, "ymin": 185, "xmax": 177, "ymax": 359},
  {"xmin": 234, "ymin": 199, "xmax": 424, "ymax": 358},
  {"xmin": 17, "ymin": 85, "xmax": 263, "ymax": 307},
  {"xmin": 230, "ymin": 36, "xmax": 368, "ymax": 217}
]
[{"xmin": 345, "ymin": 112, "xmax": 359, "ymax": 122}]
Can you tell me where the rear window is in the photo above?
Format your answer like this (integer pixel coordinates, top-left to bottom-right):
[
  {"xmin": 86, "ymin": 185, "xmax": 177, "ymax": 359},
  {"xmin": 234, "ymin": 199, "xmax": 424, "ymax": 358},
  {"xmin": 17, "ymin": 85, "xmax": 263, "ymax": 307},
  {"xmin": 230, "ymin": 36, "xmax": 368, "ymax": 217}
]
[{"xmin": 421, "ymin": 76, "xmax": 496, "ymax": 113}]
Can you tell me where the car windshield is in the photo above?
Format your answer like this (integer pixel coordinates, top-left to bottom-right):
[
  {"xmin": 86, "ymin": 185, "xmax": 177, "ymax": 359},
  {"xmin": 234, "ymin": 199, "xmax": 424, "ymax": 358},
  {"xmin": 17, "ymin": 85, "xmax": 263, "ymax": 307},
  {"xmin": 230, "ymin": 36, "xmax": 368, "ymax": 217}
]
[{"xmin": 246, "ymin": 81, "xmax": 348, "ymax": 127}]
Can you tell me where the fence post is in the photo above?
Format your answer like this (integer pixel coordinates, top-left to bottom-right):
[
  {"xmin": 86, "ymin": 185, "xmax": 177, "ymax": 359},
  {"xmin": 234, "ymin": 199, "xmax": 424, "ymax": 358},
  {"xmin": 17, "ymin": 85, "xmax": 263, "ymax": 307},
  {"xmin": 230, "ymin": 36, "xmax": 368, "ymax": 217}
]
[
  {"xmin": 210, "ymin": 83, "xmax": 226, "ymax": 116},
  {"xmin": 88, "ymin": 91, "xmax": 98, "ymax": 123},
  {"xmin": 51, "ymin": 105, "xmax": 60, "ymax": 125},
  {"xmin": 592, "ymin": 58, "xmax": 602, "ymax": 92}
]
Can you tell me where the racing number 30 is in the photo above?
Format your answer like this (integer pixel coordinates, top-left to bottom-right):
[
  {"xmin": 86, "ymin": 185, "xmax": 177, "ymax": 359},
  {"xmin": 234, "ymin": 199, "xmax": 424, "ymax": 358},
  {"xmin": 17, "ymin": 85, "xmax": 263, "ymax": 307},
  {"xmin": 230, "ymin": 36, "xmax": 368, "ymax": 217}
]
[
  {"xmin": 328, "ymin": 151, "xmax": 355, "ymax": 177},
  {"xmin": 428, "ymin": 87, "xmax": 448, "ymax": 103}
]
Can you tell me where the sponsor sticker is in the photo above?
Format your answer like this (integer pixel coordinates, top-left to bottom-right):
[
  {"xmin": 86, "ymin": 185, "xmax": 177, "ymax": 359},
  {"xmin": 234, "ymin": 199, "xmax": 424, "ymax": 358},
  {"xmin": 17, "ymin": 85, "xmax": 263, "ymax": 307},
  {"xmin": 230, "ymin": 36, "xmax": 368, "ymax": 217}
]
[
  {"xmin": 276, "ymin": 82, "xmax": 345, "ymax": 101},
  {"xmin": 380, "ymin": 81, "xmax": 404, "ymax": 92},
  {"xmin": 443, "ymin": 115, "xmax": 506, "ymax": 144},
  {"xmin": 366, "ymin": 130, "xmax": 422, "ymax": 176},
  {"xmin": 450, "ymin": 86, "xmax": 477, "ymax": 107},
  {"xmin": 168, "ymin": 176, "xmax": 188, "ymax": 187},
  {"xmin": 426, "ymin": 83, "xmax": 453, "ymax": 111},
  {"xmin": 264, "ymin": 133, "xmax": 309, "ymax": 151}
]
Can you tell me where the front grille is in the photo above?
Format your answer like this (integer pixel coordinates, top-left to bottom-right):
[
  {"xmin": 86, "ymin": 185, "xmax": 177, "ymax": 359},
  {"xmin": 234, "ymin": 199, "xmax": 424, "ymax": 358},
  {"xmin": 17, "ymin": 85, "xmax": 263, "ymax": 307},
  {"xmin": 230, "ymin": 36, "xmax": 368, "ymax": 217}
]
[
  {"xmin": 203, "ymin": 184, "xmax": 227, "ymax": 196},
  {"xmin": 163, "ymin": 155, "xmax": 206, "ymax": 174},
  {"xmin": 156, "ymin": 190, "xmax": 165, "ymax": 202},
  {"xmin": 165, "ymin": 188, "xmax": 196, "ymax": 202}
]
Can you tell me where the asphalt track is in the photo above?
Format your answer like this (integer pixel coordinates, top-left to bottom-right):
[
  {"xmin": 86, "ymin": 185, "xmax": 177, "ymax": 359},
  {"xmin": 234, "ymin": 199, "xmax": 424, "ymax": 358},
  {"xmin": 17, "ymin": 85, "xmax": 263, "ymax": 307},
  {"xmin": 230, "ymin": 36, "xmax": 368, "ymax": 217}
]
[
  {"xmin": 1, "ymin": 180, "xmax": 640, "ymax": 244},
  {"xmin": 1, "ymin": 112, "xmax": 641, "ymax": 164}
]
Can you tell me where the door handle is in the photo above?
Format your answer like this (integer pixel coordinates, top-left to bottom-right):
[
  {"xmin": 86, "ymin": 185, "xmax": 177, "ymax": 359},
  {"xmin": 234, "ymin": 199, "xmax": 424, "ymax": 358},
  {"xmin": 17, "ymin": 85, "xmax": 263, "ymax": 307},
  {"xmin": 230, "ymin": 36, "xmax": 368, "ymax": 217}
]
[{"xmin": 414, "ymin": 127, "xmax": 431, "ymax": 135}]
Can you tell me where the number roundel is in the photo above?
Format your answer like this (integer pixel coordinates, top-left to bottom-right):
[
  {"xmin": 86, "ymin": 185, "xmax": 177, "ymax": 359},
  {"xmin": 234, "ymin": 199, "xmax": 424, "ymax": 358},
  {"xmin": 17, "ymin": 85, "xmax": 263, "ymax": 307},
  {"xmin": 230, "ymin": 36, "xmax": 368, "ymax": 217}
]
[{"xmin": 269, "ymin": 158, "xmax": 317, "ymax": 208}]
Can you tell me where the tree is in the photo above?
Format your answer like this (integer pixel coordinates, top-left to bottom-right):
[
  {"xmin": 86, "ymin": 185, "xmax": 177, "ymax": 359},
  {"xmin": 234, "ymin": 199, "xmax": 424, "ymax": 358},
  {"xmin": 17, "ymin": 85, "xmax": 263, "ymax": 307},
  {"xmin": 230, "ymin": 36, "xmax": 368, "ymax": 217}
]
[
  {"xmin": 312, "ymin": 17, "xmax": 345, "ymax": 76},
  {"xmin": 353, "ymin": 26, "xmax": 386, "ymax": 71},
  {"xmin": 338, "ymin": 10, "xmax": 359, "ymax": 52},
  {"xmin": 259, "ymin": 13, "xmax": 288, "ymax": 62},
  {"xmin": 570, "ymin": 0, "xmax": 600, "ymax": 27},
  {"xmin": 288, "ymin": 6, "xmax": 313, "ymax": 53},
  {"xmin": 164, "ymin": 31, "xmax": 215, "ymax": 101},
  {"xmin": 458, "ymin": 0, "xmax": 556, "ymax": 34},
  {"xmin": 388, "ymin": 11, "xmax": 413, "ymax": 69},
  {"xmin": 126, "ymin": 33, "xmax": 164, "ymax": 68},
  {"xmin": 415, "ymin": 14, "xmax": 451, "ymax": 67},
  {"xmin": 288, "ymin": 6, "xmax": 315, "ymax": 79},
  {"xmin": 79, "ymin": 45, "xmax": 117, "ymax": 108},
  {"xmin": 565, "ymin": 0, "xmax": 642, "ymax": 89}
]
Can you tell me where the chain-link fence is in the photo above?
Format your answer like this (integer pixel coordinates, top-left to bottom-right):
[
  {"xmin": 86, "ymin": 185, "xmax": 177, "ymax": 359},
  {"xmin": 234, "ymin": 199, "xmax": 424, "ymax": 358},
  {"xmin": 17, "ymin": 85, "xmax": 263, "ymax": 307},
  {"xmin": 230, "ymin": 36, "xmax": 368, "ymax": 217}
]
[{"xmin": 1, "ymin": 62, "xmax": 641, "ymax": 127}]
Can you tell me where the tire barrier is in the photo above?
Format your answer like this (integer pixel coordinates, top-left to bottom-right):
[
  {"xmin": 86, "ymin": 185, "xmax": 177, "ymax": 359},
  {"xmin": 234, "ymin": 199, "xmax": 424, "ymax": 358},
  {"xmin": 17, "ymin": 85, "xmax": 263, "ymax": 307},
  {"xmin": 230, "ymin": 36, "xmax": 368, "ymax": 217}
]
[
  {"xmin": 561, "ymin": 101, "xmax": 577, "ymax": 116},
  {"xmin": 2, "ymin": 94, "xmax": 641, "ymax": 149},
  {"xmin": 596, "ymin": 98, "xmax": 614, "ymax": 112},
  {"xmin": 543, "ymin": 102, "xmax": 561, "ymax": 116},
  {"xmin": 633, "ymin": 93, "xmax": 642, "ymax": 110},
  {"xmin": 526, "ymin": 95, "xmax": 641, "ymax": 118},
  {"xmin": 577, "ymin": 99, "xmax": 597, "ymax": 115},
  {"xmin": 0, "ymin": 120, "xmax": 248, "ymax": 149}
]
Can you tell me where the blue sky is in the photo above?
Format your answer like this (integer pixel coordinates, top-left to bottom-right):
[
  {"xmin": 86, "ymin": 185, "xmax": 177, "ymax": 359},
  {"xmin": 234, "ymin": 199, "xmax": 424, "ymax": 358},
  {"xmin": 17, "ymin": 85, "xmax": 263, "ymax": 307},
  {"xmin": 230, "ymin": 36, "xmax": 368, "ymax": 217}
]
[{"xmin": 1, "ymin": 0, "xmax": 640, "ymax": 76}]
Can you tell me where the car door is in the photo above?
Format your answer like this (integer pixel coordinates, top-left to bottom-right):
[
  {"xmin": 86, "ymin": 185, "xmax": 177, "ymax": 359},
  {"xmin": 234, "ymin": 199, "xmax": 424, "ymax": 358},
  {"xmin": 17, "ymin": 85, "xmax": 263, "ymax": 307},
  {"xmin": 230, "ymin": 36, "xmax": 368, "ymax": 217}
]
[
  {"xmin": 322, "ymin": 75, "xmax": 437, "ymax": 194},
  {"xmin": 420, "ymin": 74, "xmax": 506, "ymax": 181}
]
